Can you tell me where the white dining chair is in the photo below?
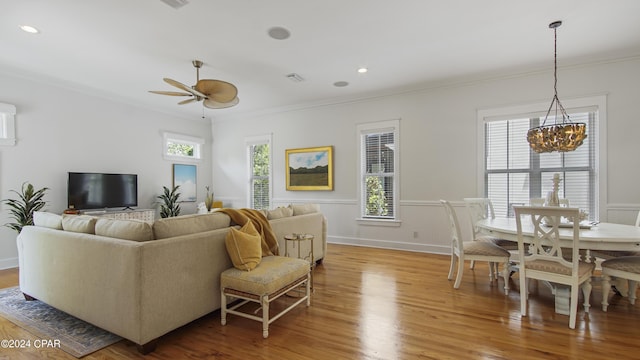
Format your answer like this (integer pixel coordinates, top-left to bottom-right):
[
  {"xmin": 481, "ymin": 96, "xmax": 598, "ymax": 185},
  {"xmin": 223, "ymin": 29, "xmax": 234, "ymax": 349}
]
[
  {"xmin": 440, "ymin": 200, "xmax": 511, "ymax": 295},
  {"xmin": 513, "ymin": 205, "xmax": 595, "ymax": 329},
  {"xmin": 591, "ymin": 210, "xmax": 640, "ymax": 260},
  {"xmin": 591, "ymin": 210, "xmax": 640, "ymax": 297},
  {"xmin": 463, "ymin": 198, "xmax": 517, "ymax": 278},
  {"xmin": 601, "ymin": 256, "xmax": 640, "ymax": 311},
  {"xmin": 530, "ymin": 198, "xmax": 545, "ymax": 206},
  {"xmin": 530, "ymin": 198, "xmax": 570, "ymax": 206}
]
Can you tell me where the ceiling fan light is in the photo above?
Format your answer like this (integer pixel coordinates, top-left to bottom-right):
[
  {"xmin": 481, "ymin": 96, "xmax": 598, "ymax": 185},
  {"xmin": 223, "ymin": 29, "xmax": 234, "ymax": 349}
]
[
  {"xmin": 204, "ymin": 97, "xmax": 239, "ymax": 109},
  {"xmin": 150, "ymin": 61, "xmax": 239, "ymax": 110}
]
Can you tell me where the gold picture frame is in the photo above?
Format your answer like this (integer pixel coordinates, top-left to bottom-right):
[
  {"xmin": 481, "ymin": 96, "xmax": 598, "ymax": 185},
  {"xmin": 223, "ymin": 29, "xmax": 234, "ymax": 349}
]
[{"xmin": 285, "ymin": 146, "xmax": 333, "ymax": 191}]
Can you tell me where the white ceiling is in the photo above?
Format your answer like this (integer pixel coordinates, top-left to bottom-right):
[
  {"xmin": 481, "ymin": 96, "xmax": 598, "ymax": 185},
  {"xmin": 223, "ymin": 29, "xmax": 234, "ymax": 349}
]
[{"xmin": 2, "ymin": 0, "xmax": 640, "ymax": 120}]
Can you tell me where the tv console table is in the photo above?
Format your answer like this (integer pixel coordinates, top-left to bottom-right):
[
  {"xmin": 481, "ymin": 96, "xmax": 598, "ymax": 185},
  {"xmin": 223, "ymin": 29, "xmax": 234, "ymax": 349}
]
[{"xmin": 81, "ymin": 208, "xmax": 155, "ymax": 222}]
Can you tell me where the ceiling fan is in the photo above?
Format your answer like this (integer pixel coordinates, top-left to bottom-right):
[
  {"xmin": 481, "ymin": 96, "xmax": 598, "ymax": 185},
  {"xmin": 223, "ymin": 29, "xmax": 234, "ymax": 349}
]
[{"xmin": 149, "ymin": 60, "xmax": 239, "ymax": 109}]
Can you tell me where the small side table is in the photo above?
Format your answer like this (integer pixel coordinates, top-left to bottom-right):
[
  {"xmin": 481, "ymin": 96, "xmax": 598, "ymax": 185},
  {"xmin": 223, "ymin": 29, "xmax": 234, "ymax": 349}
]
[{"xmin": 284, "ymin": 233, "xmax": 314, "ymax": 291}]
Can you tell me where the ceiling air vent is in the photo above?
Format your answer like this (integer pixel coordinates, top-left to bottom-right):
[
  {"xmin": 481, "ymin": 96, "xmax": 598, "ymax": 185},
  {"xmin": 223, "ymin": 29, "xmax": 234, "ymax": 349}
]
[
  {"xmin": 286, "ymin": 73, "xmax": 304, "ymax": 82},
  {"xmin": 160, "ymin": 0, "xmax": 189, "ymax": 9}
]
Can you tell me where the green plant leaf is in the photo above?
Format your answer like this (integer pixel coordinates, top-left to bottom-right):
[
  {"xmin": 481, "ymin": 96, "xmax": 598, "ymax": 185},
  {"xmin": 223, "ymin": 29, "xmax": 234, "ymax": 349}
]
[{"xmin": 2, "ymin": 182, "xmax": 49, "ymax": 233}]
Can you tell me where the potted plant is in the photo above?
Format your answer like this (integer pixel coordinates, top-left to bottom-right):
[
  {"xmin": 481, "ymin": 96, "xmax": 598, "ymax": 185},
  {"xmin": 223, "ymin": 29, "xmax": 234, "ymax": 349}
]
[
  {"xmin": 158, "ymin": 185, "xmax": 181, "ymax": 218},
  {"xmin": 204, "ymin": 186, "xmax": 214, "ymax": 212},
  {"xmin": 2, "ymin": 182, "xmax": 49, "ymax": 233}
]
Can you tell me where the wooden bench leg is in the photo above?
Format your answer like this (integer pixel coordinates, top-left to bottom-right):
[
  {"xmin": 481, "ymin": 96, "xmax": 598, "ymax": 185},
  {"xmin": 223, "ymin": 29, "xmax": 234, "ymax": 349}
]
[
  {"xmin": 306, "ymin": 274, "xmax": 311, "ymax": 306},
  {"xmin": 262, "ymin": 295, "xmax": 269, "ymax": 338},
  {"xmin": 221, "ymin": 289, "xmax": 227, "ymax": 325}
]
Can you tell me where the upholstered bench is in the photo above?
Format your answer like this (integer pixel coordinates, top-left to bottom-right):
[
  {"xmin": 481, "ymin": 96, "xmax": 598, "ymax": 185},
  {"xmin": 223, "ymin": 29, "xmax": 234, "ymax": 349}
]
[{"xmin": 220, "ymin": 255, "xmax": 311, "ymax": 338}]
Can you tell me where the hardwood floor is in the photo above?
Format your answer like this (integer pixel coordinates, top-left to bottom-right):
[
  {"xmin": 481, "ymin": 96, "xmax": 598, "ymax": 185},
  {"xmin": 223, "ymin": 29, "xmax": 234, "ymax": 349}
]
[{"xmin": 0, "ymin": 244, "xmax": 639, "ymax": 359}]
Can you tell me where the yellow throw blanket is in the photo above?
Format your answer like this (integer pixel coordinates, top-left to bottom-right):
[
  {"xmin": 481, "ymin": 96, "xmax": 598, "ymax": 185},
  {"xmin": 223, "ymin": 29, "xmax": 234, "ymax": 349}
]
[{"xmin": 217, "ymin": 208, "xmax": 279, "ymax": 256}]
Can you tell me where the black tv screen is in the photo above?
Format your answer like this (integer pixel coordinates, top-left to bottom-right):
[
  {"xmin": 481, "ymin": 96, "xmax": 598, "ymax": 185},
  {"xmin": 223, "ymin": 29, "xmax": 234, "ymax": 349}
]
[{"xmin": 68, "ymin": 172, "xmax": 138, "ymax": 210}]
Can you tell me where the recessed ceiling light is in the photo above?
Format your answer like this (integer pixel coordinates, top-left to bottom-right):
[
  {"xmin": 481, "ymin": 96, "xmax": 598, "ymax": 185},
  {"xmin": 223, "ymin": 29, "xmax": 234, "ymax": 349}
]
[
  {"xmin": 19, "ymin": 25, "xmax": 40, "ymax": 34},
  {"xmin": 357, "ymin": 67, "xmax": 368, "ymax": 74},
  {"xmin": 268, "ymin": 27, "xmax": 291, "ymax": 40},
  {"xmin": 333, "ymin": 81, "xmax": 349, "ymax": 87}
]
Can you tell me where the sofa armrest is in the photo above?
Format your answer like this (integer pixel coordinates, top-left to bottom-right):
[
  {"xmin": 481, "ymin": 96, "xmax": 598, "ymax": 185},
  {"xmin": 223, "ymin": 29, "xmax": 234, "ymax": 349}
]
[
  {"xmin": 17, "ymin": 226, "xmax": 144, "ymax": 342},
  {"xmin": 269, "ymin": 212, "xmax": 327, "ymax": 262},
  {"xmin": 136, "ymin": 228, "xmax": 232, "ymax": 344}
]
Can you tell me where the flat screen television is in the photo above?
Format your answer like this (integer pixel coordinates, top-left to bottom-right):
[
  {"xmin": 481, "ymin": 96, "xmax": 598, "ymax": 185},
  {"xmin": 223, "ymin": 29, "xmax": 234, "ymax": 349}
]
[{"xmin": 68, "ymin": 172, "xmax": 138, "ymax": 210}]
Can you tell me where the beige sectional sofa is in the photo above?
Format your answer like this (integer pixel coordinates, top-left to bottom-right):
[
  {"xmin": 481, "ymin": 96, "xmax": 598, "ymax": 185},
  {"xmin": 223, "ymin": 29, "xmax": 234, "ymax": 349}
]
[{"xmin": 16, "ymin": 205, "xmax": 327, "ymax": 353}]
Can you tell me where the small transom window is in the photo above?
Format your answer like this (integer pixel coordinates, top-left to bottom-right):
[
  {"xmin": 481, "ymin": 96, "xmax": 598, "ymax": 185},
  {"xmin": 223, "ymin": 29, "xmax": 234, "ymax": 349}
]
[{"xmin": 163, "ymin": 132, "xmax": 204, "ymax": 161}]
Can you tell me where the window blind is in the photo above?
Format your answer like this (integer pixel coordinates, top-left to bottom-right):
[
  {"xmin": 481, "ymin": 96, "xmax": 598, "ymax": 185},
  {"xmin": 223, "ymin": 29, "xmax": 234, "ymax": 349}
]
[
  {"xmin": 362, "ymin": 131, "xmax": 395, "ymax": 218},
  {"xmin": 485, "ymin": 109, "xmax": 598, "ymax": 220},
  {"xmin": 250, "ymin": 143, "xmax": 270, "ymax": 210}
]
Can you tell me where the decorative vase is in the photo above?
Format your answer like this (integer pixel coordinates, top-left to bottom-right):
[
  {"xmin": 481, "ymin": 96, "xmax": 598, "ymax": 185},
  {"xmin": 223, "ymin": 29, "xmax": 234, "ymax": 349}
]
[
  {"xmin": 205, "ymin": 186, "xmax": 214, "ymax": 211},
  {"xmin": 545, "ymin": 173, "xmax": 561, "ymax": 207}
]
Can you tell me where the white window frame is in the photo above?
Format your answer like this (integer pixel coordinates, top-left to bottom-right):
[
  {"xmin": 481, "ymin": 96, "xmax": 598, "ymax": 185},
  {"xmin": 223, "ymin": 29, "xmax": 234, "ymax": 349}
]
[
  {"xmin": 357, "ymin": 119, "xmax": 401, "ymax": 226},
  {"xmin": 162, "ymin": 131, "xmax": 204, "ymax": 162},
  {"xmin": 0, "ymin": 102, "xmax": 16, "ymax": 146},
  {"xmin": 477, "ymin": 95, "xmax": 607, "ymax": 221},
  {"xmin": 246, "ymin": 134, "xmax": 272, "ymax": 210}
]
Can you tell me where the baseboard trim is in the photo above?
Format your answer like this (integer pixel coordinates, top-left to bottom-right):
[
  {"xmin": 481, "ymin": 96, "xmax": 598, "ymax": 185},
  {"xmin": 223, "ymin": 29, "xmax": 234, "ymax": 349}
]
[
  {"xmin": 327, "ymin": 236, "xmax": 448, "ymax": 255},
  {"xmin": 0, "ymin": 257, "xmax": 18, "ymax": 270}
]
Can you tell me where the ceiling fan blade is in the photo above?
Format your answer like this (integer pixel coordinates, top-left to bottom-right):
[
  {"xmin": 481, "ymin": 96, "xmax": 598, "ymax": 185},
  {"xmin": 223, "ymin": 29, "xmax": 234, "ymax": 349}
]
[
  {"xmin": 148, "ymin": 90, "xmax": 192, "ymax": 96},
  {"xmin": 164, "ymin": 78, "xmax": 207, "ymax": 98},
  {"xmin": 203, "ymin": 97, "xmax": 239, "ymax": 109},
  {"xmin": 178, "ymin": 98, "xmax": 198, "ymax": 105},
  {"xmin": 196, "ymin": 79, "xmax": 238, "ymax": 103}
]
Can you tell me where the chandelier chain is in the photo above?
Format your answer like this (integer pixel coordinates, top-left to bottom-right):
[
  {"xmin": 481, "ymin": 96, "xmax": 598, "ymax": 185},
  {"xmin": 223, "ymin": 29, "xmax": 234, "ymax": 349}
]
[
  {"xmin": 542, "ymin": 22, "xmax": 570, "ymax": 127},
  {"xmin": 526, "ymin": 20, "xmax": 587, "ymax": 153}
]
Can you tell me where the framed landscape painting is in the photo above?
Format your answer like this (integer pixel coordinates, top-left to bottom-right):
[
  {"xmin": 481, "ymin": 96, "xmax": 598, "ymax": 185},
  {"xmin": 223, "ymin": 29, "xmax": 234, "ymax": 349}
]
[
  {"xmin": 173, "ymin": 164, "xmax": 197, "ymax": 202},
  {"xmin": 285, "ymin": 146, "xmax": 333, "ymax": 191}
]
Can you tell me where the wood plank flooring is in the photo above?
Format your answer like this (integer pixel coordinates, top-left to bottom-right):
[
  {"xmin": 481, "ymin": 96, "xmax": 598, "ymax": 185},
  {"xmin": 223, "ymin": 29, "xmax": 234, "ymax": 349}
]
[{"xmin": 0, "ymin": 244, "xmax": 638, "ymax": 359}]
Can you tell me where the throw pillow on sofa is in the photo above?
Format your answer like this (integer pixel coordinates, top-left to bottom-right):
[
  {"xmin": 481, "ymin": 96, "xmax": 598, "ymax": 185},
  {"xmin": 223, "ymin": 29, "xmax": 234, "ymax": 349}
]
[
  {"xmin": 265, "ymin": 207, "xmax": 294, "ymax": 220},
  {"xmin": 95, "ymin": 218, "xmax": 154, "ymax": 242},
  {"xmin": 62, "ymin": 215, "xmax": 97, "ymax": 234},
  {"xmin": 153, "ymin": 212, "xmax": 231, "ymax": 239},
  {"xmin": 289, "ymin": 203, "xmax": 319, "ymax": 216},
  {"xmin": 33, "ymin": 211, "xmax": 63, "ymax": 230},
  {"xmin": 225, "ymin": 221, "xmax": 262, "ymax": 271}
]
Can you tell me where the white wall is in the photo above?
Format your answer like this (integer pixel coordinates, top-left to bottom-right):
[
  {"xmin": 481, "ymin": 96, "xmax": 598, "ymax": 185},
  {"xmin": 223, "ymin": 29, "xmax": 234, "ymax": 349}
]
[
  {"xmin": 2, "ymin": 57, "xmax": 638, "ymax": 269},
  {"xmin": 212, "ymin": 57, "xmax": 640, "ymax": 254},
  {"xmin": 0, "ymin": 72, "xmax": 213, "ymax": 269}
]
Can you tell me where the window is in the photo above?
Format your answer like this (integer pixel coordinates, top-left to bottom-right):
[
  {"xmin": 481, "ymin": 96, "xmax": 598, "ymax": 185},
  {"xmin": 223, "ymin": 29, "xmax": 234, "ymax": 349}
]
[
  {"xmin": 163, "ymin": 132, "xmax": 204, "ymax": 161},
  {"xmin": 358, "ymin": 120, "xmax": 400, "ymax": 223},
  {"xmin": 246, "ymin": 135, "xmax": 272, "ymax": 210},
  {"xmin": 0, "ymin": 102, "xmax": 16, "ymax": 146},
  {"xmin": 479, "ymin": 96, "xmax": 605, "ymax": 220}
]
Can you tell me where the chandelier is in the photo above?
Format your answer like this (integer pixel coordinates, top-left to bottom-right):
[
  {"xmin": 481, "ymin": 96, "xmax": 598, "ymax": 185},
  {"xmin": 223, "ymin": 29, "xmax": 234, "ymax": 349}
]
[{"xmin": 527, "ymin": 21, "xmax": 587, "ymax": 153}]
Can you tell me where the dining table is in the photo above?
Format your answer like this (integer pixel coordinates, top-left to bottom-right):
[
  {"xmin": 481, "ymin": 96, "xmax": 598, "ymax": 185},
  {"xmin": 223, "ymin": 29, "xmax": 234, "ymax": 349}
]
[
  {"xmin": 476, "ymin": 217, "xmax": 640, "ymax": 252},
  {"xmin": 475, "ymin": 217, "xmax": 640, "ymax": 314}
]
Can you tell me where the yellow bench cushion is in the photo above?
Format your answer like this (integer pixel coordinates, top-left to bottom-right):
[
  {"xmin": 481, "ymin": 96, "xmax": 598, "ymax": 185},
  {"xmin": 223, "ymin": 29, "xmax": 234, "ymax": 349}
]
[{"xmin": 221, "ymin": 256, "xmax": 309, "ymax": 296}]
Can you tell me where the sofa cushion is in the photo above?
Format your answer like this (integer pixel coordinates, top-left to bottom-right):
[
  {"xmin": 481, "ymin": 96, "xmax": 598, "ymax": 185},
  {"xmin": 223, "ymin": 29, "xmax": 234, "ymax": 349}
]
[
  {"xmin": 289, "ymin": 203, "xmax": 319, "ymax": 216},
  {"xmin": 95, "ymin": 218, "xmax": 154, "ymax": 242},
  {"xmin": 62, "ymin": 215, "xmax": 97, "ymax": 234},
  {"xmin": 221, "ymin": 256, "xmax": 310, "ymax": 296},
  {"xmin": 225, "ymin": 221, "xmax": 262, "ymax": 271},
  {"xmin": 33, "ymin": 211, "xmax": 63, "ymax": 230},
  {"xmin": 153, "ymin": 212, "xmax": 231, "ymax": 239},
  {"xmin": 265, "ymin": 207, "xmax": 293, "ymax": 220}
]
